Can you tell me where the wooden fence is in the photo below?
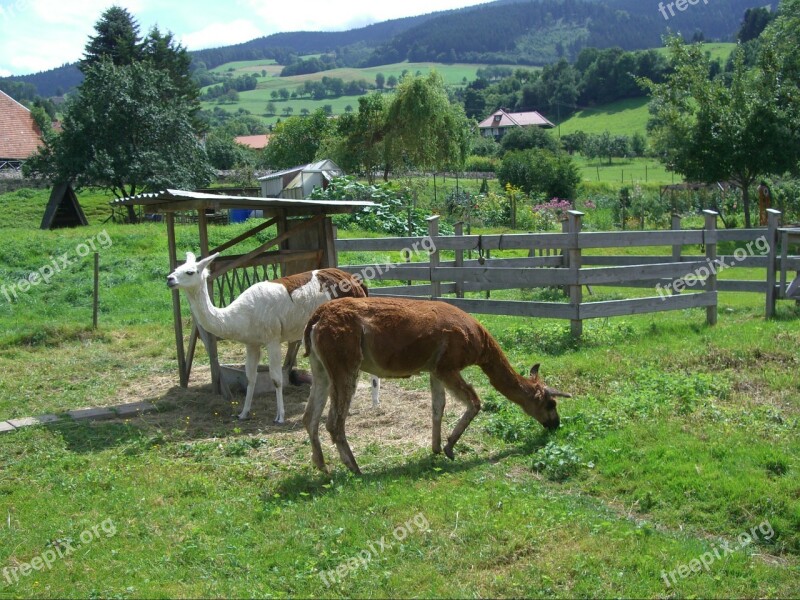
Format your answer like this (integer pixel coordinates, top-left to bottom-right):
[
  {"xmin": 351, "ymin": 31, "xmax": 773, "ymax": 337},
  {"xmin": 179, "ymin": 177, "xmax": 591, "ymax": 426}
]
[{"xmin": 334, "ymin": 209, "xmax": 800, "ymax": 337}]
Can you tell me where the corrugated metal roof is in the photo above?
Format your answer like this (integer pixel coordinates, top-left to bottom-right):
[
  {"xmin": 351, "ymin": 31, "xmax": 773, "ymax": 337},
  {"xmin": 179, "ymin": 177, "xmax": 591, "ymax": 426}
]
[
  {"xmin": 109, "ymin": 188, "xmax": 374, "ymax": 214},
  {"xmin": 258, "ymin": 159, "xmax": 343, "ymax": 181}
]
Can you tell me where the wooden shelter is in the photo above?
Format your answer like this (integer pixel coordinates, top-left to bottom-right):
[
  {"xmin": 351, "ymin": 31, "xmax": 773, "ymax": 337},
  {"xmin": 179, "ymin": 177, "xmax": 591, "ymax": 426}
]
[
  {"xmin": 41, "ymin": 182, "xmax": 88, "ymax": 229},
  {"xmin": 110, "ymin": 189, "xmax": 375, "ymax": 394}
]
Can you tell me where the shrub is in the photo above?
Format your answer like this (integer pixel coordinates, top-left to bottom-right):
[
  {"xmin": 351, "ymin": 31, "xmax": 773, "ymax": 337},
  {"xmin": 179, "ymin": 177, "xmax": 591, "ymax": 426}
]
[
  {"xmin": 498, "ymin": 149, "xmax": 580, "ymax": 200},
  {"xmin": 464, "ymin": 155, "xmax": 499, "ymax": 173}
]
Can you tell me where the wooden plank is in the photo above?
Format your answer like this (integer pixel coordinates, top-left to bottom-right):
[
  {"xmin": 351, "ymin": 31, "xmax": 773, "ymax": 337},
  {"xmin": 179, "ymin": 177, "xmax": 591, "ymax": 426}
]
[
  {"xmin": 579, "ymin": 292, "xmax": 717, "ymax": 319},
  {"xmin": 335, "ymin": 236, "xmax": 431, "ymax": 252},
  {"xmin": 717, "ymin": 229, "xmax": 771, "ymax": 242},
  {"xmin": 439, "ymin": 298, "xmax": 577, "ymax": 320},
  {"xmin": 213, "ymin": 214, "xmax": 324, "ymax": 279},
  {"xmin": 337, "ymin": 264, "xmax": 431, "ymax": 281},
  {"xmin": 432, "ymin": 266, "xmax": 573, "ymax": 287},
  {"xmin": 432, "ymin": 233, "xmax": 573, "ymax": 251},
  {"xmin": 370, "ymin": 283, "xmax": 457, "ymax": 296},
  {"xmin": 210, "ymin": 217, "xmax": 277, "ymax": 255},
  {"xmin": 166, "ymin": 213, "xmax": 188, "ymax": 388},
  {"xmin": 578, "ymin": 261, "xmax": 707, "ymax": 285},
  {"xmin": 578, "ymin": 230, "xmax": 706, "ymax": 248}
]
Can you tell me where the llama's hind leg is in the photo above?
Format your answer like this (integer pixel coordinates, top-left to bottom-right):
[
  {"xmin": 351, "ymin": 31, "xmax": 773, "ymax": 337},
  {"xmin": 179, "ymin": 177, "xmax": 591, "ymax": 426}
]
[
  {"xmin": 325, "ymin": 368, "xmax": 361, "ymax": 474},
  {"xmin": 238, "ymin": 344, "xmax": 262, "ymax": 420},
  {"xmin": 370, "ymin": 376, "xmax": 381, "ymax": 408},
  {"xmin": 303, "ymin": 352, "xmax": 330, "ymax": 472},
  {"xmin": 266, "ymin": 340, "xmax": 285, "ymax": 424}
]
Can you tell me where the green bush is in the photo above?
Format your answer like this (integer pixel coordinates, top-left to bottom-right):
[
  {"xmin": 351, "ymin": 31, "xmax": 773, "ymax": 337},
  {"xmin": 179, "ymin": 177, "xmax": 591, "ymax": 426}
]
[
  {"xmin": 464, "ymin": 155, "xmax": 499, "ymax": 172},
  {"xmin": 498, "ymin": 149, "xmax": 580, "ymax": 200}
]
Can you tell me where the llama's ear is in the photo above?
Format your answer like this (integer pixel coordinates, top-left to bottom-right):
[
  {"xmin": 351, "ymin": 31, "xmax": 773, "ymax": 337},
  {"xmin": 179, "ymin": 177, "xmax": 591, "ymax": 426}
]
[
  {"xmin": 196, "ymin": 252, "xmax": 219, "ymax": 271},
  {"xmin": 186, "ymin": 252, "xmax": 197, "ymax": 263},
  {"xmin": 546, "ymin": 386, "xmax": 572, "ymax": 399},
  {"xmin": 530, "ymin": 363, "xmax": 541, "ymax": 379}
]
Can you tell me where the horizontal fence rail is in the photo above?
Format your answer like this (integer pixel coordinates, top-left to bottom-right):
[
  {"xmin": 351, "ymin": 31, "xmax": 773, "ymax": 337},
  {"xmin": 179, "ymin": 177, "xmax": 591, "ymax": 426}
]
[{"xmin": 335, "ymin": 209, "xmax": 799, "ymax": 336}]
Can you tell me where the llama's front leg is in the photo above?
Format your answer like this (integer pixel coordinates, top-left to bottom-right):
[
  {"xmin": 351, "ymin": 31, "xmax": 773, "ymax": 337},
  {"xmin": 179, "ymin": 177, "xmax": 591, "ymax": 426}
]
[
  {"xmin": 370, "ymin": 376, "xmax": 381, "ymax": 408},
  {"xmin": 266, "ymin": 340, "xmax": 285, "ymax": 424},
  {"xmin": 430, "ymin": 375, "xmax": 446, "ymax": 454},
  {"xmin": 439, "ymin": 372, "xmax": 481, "ymax": 460},
  {"xmin": 238, "ymin": 344, "xmax": 262, "ymax": 420}
]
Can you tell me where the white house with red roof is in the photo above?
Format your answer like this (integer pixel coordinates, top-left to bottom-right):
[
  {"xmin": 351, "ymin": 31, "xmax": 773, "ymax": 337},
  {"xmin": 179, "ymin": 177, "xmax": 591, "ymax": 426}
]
[
  {"xmin": 0, "ymin": 90, "xmax": 44, "ymax": 170},
  {"xmin": 478, "ymin": 108, "xmax": 555, "ymax": 139}
]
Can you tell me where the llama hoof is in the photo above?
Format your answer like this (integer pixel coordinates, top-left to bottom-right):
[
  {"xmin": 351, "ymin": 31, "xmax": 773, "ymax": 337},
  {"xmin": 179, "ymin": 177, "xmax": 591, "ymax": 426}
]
[
  {"xmin": 237, "ymin": 412, "xmax": 251, "ymax": 421},
  {"xmin": 273, "ymin": 417, "xmax": 285, "ymax": 425},
  {"xmin": 443, "ymin": 446, "xmax": 455, "ymax": 460}
]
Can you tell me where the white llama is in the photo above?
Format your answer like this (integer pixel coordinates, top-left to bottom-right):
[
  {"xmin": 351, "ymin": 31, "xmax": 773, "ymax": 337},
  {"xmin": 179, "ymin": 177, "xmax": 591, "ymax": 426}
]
[{"xmin": 167, "ymin": 252, "xmax": 379, "ymax": 422}]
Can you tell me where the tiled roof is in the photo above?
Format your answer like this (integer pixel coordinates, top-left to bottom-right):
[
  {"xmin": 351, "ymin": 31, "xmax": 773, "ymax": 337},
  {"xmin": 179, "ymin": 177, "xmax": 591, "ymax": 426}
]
[
  {"xmin": 0, "ymin": 90, "xmax": 43, "ymax": 159},
  {"xmin": 234, "ymin": 134, "xmax": 271, "ymax": 149},
  {"xmin": 478, "ymin": 109, "xmax": 555, "ymax": 129}
]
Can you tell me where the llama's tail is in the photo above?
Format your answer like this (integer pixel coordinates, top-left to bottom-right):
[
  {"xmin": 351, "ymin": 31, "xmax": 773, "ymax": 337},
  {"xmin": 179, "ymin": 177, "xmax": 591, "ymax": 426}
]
[{"xmin": 303, "ymin": 308, "xmax": 324, "ymax": 357}]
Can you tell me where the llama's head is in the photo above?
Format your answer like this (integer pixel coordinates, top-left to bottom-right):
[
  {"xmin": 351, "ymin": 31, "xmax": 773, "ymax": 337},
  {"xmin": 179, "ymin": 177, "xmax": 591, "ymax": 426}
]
[
  {"xmin": 166, "ymin": 252, "xmax": 219, "ymax": 291},
  {"xmin": 519, "ymin": 363, "xmax": 570, "ymax": 430}
]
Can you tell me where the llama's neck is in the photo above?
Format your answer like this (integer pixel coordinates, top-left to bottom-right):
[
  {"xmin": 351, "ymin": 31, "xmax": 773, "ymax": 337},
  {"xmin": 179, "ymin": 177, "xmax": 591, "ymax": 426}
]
[
  {"xmin": 184, "ymin": 276, "xmax": 227, "ymax": 337},
  {"xmin": 478, "ymin": 332, "xmax": 532, "ymax": 406}
]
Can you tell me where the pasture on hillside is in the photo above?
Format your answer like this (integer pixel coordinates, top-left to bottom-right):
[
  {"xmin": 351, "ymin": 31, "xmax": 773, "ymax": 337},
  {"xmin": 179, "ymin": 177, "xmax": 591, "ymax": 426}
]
[
  {"xmin": 0, "ymin": 187, "xmax": 798, "ymax": 597},
  {"xmin": 201, "ymin": 61, "xmax": 537, "ymax": 126}
]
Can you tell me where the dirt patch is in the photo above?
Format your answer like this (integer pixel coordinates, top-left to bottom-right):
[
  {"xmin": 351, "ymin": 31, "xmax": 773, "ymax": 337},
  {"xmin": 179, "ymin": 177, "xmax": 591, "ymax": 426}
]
[{"xmin": 110, "ymin": 365, "xmax": 440, "ymax": 460}]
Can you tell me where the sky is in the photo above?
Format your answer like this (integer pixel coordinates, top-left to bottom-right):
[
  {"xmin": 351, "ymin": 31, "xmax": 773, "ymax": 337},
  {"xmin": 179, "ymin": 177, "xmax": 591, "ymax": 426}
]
[{"xmin": 0, "ymin": 0, "xmax": 490, "ymax": 77}]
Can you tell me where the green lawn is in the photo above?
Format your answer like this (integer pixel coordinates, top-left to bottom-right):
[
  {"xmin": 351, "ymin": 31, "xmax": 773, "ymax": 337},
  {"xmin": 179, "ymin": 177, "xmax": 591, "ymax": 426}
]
[
  {"xmin": 556, "ymin": 97, "xmax": 651, "ymax": 138},
  {"xmin": 571, "ymin": 153, "xmax": 680, "ymax": 185},
  {"xmin": 0, "ymin": 187, "xmax": 798, "ymax": 598}
]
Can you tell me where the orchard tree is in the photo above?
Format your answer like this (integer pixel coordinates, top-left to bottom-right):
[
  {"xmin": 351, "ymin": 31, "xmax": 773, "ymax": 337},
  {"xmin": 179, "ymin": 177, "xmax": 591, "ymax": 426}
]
[
  {"xmin": 263, "ymin": 109, "xmax": 333, "ymax": 169},
  {"xmin": 643, "ymin": 35, "xmax": 799, "ymax": 227}
]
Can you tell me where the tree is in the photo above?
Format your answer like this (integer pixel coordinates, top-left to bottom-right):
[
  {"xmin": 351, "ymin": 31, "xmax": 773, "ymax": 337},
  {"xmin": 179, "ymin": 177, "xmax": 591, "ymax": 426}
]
[
  {"xmin": 81, "ymin": 6, "xmax": 141, "ymax": 70},
  {"xmin": 375, "ymin": 73, "xmax": 385, "ymax": 90},
  {"xmin": 500, "ymin": 126, "xmax": 559, "ymax": 153},
  {"xmin": 498, "ymin": 149, "xmax": 580, "ymax": 200},
  {"xmin": 384, "ymin": 72, "xmax": 470, "ymax": 176},
  {"xmin": 342, "ymin": 93, "xmax": 390, "ymax": 183},
  {"xmin": 738, "ymin": 7, "xmax": 774, "ymax": 43},
  {"xmin": 263, "ymin": 109, "xmax": 333, "ymax": 169},
  {"xmin": 206, "ymin": 131, "xmax": 245, "ymax": 170},
  {"xmin": 282, "ymin": 106, "xmax": 294, "ymax": 117},
  {"xmin": 643, "ymin": 36, "xmax": 799, "ymax": 227},
  {"xmin": 25, "ymin": 60, "xmax": 213, "ymax": 222},
  {"xmin": 265, "ymin": 101, "xmax": 277, "ymax": 115},
  {"xmin": 386, "ymin": 75, "xmax": 398, "ymax": 89}
]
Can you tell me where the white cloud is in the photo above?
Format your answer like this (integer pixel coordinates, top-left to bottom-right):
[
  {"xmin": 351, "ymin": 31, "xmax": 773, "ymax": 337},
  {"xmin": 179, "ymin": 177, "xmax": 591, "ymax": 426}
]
[
  {"xmin": 0, "ymin": 68, "xmax": 11, "ymax": 77},
  {"xmin": 180, "ymin": 19, "xmax": 264, "ymax": 51}
]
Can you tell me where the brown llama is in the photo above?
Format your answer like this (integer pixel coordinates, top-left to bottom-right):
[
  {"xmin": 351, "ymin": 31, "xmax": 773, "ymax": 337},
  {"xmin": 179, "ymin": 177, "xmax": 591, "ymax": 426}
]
[{"xmin": 302, "ymin": 296, "xmax": 571, "ymax": 474}]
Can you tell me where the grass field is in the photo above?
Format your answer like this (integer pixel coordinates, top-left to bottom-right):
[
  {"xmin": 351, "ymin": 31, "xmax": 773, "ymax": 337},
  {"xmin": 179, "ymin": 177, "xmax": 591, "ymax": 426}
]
[
  {"xmin": 556, "ymin": 97, "xmax": 651, "ymax": 138},
  {"xmin": 571, "ymin": 154, "xmax": 679, "ymax": 185},
  {"xmin": 0, "ymin": 187, "xmax": 798, "ymax": 597}
]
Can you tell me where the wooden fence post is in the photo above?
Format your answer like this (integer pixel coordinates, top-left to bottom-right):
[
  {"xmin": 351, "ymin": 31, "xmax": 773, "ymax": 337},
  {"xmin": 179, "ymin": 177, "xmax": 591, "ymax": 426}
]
[
  {"xmin": 672, "ymin": 214, "xmax": 682, "ymax": 262},
  {"xmin": 703, "ymin": 210, "xmax": 718, "ymax": 326},
  {"xmin": 454, "ymin": 221, "xmax": 464, "ymax": 299},
  {"xmin": 765, "ymin": 208, "xmax": 782, "ymax": 318},
  {"xmin": 428, "ymin": 216, "xmax": 441, "ymax": 299},
  {"xmin": 567, "ymin": 210, "xmax": 584, "ymax": 338}
]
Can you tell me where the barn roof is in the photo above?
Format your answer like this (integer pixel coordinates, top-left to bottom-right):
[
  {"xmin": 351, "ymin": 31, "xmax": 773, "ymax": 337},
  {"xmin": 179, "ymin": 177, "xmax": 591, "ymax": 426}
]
[
  {"xmin": 110, "ymin": 188, "xmax": 374, "ymax": 216},
  {"xmin": 0, "ymin": 90, "xmax": 43, "ymax": 160},
  {"xmin": 478, "ymin": 108, "xmax": 555, "ymax": 129}
]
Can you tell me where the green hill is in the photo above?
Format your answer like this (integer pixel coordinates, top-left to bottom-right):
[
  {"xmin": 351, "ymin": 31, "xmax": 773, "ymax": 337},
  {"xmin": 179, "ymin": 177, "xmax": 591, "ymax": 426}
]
[{"xmin": 556, "ymin": 97, "xmax": 651, "ymax": 138}]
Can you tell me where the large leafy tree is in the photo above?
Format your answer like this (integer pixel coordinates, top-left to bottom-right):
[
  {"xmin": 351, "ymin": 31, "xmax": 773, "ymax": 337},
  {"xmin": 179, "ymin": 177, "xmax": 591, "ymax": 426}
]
[
  {"xmin": 26, "ymin": 6, "xmax": 209, "ymax": 222},
  {"xmin": 25, "ymin": 61, "xmax": 213, "ymax": 220},
  {"xmin": 643, "ymin": 34, "xmax": 799, "ymax": 228},
  {"xmin": 263, "ymin": 109, "xmax": 334, "ymax": 169}
]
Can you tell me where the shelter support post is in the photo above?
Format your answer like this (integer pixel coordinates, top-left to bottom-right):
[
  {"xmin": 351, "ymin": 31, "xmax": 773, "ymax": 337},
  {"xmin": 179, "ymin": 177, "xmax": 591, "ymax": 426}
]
[{"xmin": 166, "ymin": 213, "xmax": 189, "ymax": 388}]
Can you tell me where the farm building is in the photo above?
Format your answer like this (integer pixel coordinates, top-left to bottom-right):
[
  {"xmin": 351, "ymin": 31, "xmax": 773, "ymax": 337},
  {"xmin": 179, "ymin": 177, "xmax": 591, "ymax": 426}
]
[
  {"xmin": 0, "ymin": 90, "xmax": 43, "ymax": 171},
  {"xmin": 259, "ymin": 159, "xmax": 342, "ymax": 200},
  {"xmin": 478, "ymin": 108, "xmax": 555, "ymax": 139}
]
